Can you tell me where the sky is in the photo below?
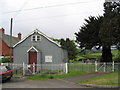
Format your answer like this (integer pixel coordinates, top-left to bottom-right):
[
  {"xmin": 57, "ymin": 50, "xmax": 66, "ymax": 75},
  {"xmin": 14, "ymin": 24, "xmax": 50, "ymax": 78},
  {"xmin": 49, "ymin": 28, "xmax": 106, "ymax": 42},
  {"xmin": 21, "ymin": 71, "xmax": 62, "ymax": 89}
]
[{"xmin": 0, "ymin": 0, "xmax": 105, "ymax": 40}]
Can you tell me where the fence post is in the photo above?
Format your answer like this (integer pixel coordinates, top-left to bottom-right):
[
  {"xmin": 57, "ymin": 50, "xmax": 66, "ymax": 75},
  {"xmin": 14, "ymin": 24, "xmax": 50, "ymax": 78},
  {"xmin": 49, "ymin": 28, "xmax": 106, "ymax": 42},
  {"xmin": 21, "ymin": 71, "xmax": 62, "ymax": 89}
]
[
  {"xmin": 112, "ymin": 61, "xmax": 114, "ymax": 72},
  {"xmin": 33, "ymin": 62, "xmax": 35, "ymax": 75},
  {"xmin": 23, "ymin": 62, "xmax": 25, "ymax": 76},
  {"xmin": 95, "ymin": 61, "xmax": 98, "ymax": 72},
  {"xmin": 104, "ymin": 62, "xmax": 106, "ymax": 72},
  {"xmin": 65, "ymin": 63, "xmax": 68, "ymax": 74}
]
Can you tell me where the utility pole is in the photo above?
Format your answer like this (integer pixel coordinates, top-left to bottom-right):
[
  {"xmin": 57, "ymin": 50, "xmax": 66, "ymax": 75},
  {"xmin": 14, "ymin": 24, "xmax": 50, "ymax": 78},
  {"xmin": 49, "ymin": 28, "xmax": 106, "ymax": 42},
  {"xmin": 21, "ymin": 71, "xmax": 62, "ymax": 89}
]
[{"xmin": 10, "ymin": 18, "xmax": 13, "ymax": 63}]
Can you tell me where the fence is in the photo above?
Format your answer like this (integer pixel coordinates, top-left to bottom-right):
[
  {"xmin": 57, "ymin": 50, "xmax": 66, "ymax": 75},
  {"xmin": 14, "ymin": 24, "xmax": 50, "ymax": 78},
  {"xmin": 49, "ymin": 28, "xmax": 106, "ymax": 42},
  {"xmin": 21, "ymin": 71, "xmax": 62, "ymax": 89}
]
[
  {"xmin": 1, "ymin": 61, "xmax": 119, "ymax": 76},
  {"xmin": 1, "ymin": 63, "xmax": 67, "ymax": 76},
  {"xmin": 68, "ymin": 61, "xmax": 119, "ymax": 73}
]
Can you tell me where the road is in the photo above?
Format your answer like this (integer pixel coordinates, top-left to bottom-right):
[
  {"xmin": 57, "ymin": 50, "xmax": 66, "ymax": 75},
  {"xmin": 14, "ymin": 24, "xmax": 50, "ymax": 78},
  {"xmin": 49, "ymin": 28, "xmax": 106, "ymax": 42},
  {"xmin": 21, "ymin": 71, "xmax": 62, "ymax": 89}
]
[{"xmin": 2, "ymin": 77, "xmax": 86, "ymax": 88}]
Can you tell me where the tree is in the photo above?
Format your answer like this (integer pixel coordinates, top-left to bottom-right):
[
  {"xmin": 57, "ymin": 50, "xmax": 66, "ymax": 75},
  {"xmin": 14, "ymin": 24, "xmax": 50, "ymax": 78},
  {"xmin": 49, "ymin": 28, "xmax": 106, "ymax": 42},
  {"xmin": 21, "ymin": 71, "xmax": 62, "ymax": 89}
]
[
  {"xmin": 99, "ymin": 1, "xmax": 120, "ymax": 62},
  {"xmin": 75, "ymin": 1, "xmax": 120, "ymax": 62},
  {"xmin": 75, "ymin": 16, "xmax": 104, "ymax": 61},
  {"xmin": 61, "ymin": 38, "xmax": 79, "ymax": 60},
  {"xmin": 54, "ymin": 38, "xmax": 79, "ymax": 60},
  {"xmin": 75, "ymin": 16, "xmax": 103, "ymax": 49}
]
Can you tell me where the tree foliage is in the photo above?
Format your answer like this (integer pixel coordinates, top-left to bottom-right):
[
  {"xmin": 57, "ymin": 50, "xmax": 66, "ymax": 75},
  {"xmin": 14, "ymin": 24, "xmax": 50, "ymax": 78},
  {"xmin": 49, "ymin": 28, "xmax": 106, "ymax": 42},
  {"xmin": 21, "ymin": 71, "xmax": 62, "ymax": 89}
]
[
  {"xmin": 100, "ymin": 2, "xmax": 120, "ymax": 46},
  {"xmin": 60, "ymin": 38, "xmax": 79, "ymax": 60},
  {"xmin": 75, "ymin": 16, "xmax": 103, "ymax": 49},
  {"xmin": 75, "ymin": 1, "xmax": 120, "ymax": 62},
  {"xmin": 53, "ymin": 38, "xmax": 79, "ymax": 60}
]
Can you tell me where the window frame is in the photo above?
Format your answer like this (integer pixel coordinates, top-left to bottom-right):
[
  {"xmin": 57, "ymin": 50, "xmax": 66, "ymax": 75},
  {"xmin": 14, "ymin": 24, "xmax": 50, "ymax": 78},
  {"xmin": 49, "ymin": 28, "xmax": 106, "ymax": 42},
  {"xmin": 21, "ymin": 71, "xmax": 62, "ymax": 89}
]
[{"xmin": 31, "ymin": 35, "xmax": 41, "ymax": 41}]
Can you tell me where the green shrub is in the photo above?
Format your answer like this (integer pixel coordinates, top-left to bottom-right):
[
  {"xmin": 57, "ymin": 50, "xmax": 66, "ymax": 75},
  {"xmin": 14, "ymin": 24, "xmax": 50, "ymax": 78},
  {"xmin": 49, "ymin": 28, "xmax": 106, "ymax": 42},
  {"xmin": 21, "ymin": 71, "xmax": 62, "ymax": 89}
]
[
  {"xmin": 49, "ymin": 76, "xmax": 54, "ymax": 79},
  {"xmin": 1, "ymin": 58, "xmax": 11, "ymax": 63}
]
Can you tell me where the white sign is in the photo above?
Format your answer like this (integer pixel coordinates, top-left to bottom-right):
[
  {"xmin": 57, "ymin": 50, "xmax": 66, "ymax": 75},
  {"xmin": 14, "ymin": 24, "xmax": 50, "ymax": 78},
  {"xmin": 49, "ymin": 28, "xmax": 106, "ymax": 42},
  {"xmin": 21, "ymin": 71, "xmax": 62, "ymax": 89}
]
[{"xmin": 45, "ymin": 56, "xmax": 52, "ymax": 62}]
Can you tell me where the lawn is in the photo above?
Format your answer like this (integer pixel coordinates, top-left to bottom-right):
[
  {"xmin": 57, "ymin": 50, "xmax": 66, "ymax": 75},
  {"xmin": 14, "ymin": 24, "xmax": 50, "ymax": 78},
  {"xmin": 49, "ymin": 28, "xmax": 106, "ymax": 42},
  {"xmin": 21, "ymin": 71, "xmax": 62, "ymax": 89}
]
[
  {"xmin": 27, "ymin": 72, "xmax": 90, "ymax": 81},
  {"xmin": 74, "ymin": 50, "xmax": 119, "ymax": 63},
  {"xmin": 77, "ymin": 72, "xmax": 119, "ymax": 86}
]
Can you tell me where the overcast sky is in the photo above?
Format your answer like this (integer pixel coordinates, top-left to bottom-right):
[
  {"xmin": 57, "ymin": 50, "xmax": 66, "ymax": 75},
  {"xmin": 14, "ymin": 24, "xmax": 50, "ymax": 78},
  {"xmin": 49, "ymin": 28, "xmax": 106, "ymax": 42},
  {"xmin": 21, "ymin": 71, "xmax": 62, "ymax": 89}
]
[{"xmin": 0, "ymin": 0, "xmax": 105, "ymax": 39}]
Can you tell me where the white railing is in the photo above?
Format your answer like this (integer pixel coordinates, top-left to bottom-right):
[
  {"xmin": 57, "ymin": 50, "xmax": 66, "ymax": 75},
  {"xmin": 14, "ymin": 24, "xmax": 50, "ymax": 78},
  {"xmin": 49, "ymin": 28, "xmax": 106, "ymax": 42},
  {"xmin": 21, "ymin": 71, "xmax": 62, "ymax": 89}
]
[
  {"xmin": 1, "ymin": 63, "xmax": 68, "ymax": 75},
  {"xmin": 68, "ymin": 61, "xmax": 119, "ymax": 73},
  {"xmin": 1, "ymin": 61, "xmax": 119, "ymax": 76}
]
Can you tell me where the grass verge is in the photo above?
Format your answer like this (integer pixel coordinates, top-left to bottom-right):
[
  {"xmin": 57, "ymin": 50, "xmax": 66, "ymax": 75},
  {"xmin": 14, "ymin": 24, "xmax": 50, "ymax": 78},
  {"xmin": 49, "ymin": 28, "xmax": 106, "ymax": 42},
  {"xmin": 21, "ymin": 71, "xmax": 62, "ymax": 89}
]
[
  {"xmin": 77, "ymin": 72, "xmax": 119, "ymax": 86},
  {"xmin": 27, "ymin": 72, "xmax": 90, "ymax": 81},
  {"xmin": 13, "ymin": 74, "xmax": 23, "ymax": 78}
]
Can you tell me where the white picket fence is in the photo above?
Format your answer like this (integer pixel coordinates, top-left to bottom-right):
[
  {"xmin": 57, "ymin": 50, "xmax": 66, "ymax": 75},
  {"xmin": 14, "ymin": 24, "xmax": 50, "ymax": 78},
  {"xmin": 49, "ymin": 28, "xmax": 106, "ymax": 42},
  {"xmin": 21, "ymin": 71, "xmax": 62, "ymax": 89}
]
[
  {"xmin": 1, "ymin": 61, "xmax": 119, "ymax": 76},
  {"xmin": 94, "ymin": 61, "xmax": 119, "ymax": 72},
  {"xmin": 68, "ymin": 61, "xmax": 119, "ymax": 73},
  {"xmin": 1, "ymin": 63, "xmax": 68, "ymax": 75}
]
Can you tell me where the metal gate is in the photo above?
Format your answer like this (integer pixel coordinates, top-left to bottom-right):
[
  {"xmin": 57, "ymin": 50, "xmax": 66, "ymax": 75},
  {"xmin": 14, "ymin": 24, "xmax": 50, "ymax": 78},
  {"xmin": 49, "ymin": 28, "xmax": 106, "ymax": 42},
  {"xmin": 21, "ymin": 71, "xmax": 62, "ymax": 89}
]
[{"xmin": 95, "ymin": 61, "xmax": 119, "ymax": 72}]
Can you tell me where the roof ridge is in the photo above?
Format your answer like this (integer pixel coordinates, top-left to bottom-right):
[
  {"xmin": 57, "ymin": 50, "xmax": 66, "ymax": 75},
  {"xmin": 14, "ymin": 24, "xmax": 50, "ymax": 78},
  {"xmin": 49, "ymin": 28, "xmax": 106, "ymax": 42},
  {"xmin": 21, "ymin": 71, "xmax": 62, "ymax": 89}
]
[
  {"xmin": 0, "ymin": 33, "xmax": 20, "ymax": 47},
  {"xmin": 13, "ymin": 29, "xmax": 61, "ymax": 48},
  {"xmin": 0, "ymin": 33, "xmax": 19, "ymax": 39}
]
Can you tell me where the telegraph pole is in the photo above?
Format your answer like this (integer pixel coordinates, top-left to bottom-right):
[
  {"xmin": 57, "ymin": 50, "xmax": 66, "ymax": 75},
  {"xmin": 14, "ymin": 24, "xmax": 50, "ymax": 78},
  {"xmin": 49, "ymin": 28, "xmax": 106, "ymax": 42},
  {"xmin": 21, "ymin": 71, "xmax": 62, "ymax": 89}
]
[{"xmin": 10, "ymin": 18, "xmax": 13, "ymax": 63}]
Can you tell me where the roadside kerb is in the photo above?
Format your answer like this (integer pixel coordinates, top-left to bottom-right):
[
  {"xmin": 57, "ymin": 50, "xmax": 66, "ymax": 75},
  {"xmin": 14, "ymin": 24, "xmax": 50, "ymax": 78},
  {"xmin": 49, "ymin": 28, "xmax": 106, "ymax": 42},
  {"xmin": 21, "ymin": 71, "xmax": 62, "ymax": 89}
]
[{"xmin": 80, "ymin": 84, "xmax": 120, "ymax": 88}]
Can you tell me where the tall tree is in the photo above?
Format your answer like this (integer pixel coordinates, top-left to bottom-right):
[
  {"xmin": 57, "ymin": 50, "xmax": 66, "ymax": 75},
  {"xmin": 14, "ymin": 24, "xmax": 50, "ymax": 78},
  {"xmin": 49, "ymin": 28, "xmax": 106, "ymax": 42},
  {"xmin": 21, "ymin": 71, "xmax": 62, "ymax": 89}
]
[
  {"xmin": 99, "ymin": 1, "xmax": 120, "ymax": 62},
  {"xmin": 61, "ymin": 38, "xmax": 79, "ymax": 60},
  {"xmin": 75, "ymin": 1, "xmax": 120, "ymax": 62},
  {"xmin": 75, "ymin": 16, "xmax": 103, "ymax": 49},
  {"xmin": 54, "ymin": 38, "xmax": 79, "ymax": 60}
]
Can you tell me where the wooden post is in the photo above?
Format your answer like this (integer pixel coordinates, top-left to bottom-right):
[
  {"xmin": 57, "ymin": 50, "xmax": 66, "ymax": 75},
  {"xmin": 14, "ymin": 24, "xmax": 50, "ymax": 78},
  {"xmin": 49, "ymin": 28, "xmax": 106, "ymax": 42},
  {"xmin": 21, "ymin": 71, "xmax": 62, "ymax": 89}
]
[
  {"xmin": 112, "ymin": 61, "xmax": 114, "ymax": 72},
  {"xmin": 95, "ymin": 61, "xmax": 98, "ymax": 72},
  {"xmin": 33, "ymin": 62, "xmax": 35, "ymax": 74},
  {"xmin": 23, "ymin": 62, "xmax": 25, "ymax": 76},
  {"xmin": 104, "ymin": 62, "xmax": 106, "ymax": 72},
  {"xmin": 65, "ymin": 63, "xmax": 68, "ymax": 74}
]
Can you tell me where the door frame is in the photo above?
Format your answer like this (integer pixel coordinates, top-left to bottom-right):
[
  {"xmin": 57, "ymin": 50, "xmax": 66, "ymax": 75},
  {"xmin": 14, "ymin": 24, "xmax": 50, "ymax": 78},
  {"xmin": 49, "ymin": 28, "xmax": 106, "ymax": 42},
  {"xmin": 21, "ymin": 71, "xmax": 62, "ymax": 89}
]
[{"xmin": 27, "ymin": 46, "xmax": 39, "ymax": 73}]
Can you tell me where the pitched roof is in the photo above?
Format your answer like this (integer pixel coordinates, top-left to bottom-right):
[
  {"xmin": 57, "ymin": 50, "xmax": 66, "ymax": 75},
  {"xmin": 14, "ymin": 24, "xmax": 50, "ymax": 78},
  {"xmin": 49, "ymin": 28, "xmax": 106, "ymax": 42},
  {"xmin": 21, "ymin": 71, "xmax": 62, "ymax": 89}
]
[
  {"xmin": 13, "ymin": 29, "xmax": 61, "ymax": 48},
  {"xmin": 0, "ymin": 33, "xmax": 20, "ymax": 47}
]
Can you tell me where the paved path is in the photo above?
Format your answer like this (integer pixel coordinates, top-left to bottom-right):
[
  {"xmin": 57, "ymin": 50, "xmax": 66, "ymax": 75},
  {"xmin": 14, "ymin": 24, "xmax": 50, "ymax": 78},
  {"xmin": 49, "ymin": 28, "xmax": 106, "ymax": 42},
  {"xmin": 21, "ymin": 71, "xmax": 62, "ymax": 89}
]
[{"xmin": 63, "ymin": 72, "xmax": 109, "ymax": 83}]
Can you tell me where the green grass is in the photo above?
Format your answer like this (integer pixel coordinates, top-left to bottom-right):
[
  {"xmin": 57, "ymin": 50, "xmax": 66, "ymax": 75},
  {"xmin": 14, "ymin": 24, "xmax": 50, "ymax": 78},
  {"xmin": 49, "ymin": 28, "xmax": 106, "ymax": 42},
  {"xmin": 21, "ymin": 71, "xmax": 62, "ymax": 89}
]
[
  {"xmin": 74, "ymin": 50, "xmax": 119, "ymax": 63},
  {"xmin": 111, "ymin": 50, "xmax": 119, "ymax": 55},
  {"xmin": 27, "ymin": 72, "xmax": 90, "ymax": 81},
  {"xmin": 28, "ymin": 74, "xmax": 53, "ymax": 81},
  {"xmin": 13, "ymin": 74, "xmax": 23, "ymax": 78},
  {"xmin": 77, "ymin": 72, "xmax": 119, "ymax": 86},
  {"xmin": 112, "ymin": 50, "xmax": 119, "ymax": 60}
]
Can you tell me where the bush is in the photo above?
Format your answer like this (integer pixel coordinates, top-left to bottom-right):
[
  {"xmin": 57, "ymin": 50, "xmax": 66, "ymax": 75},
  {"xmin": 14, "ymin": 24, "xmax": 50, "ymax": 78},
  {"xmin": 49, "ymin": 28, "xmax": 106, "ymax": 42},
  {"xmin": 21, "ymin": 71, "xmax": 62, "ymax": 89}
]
[
  {"xmin": 1, "ymin": 58, "xmax": 11, "ymax": 63},
  {"xmin": 49, "ymin": 76, "xmax": 54, "ymax": 79}
]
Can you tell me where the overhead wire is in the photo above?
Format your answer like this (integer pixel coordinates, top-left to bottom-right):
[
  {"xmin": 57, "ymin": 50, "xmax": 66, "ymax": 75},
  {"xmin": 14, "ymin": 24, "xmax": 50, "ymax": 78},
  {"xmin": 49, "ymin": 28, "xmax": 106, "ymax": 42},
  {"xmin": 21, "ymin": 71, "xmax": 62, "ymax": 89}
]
[
  {"xmin": 14, "ymin": 0, "xmax": 30, "ymax": 18},
  {"xmin": 4, "ymin": 0, "xmax": 99, "ymax": 14},
  {"xmin": 2, "ymin": 0, "xmax": 103, "ymax": 23}
]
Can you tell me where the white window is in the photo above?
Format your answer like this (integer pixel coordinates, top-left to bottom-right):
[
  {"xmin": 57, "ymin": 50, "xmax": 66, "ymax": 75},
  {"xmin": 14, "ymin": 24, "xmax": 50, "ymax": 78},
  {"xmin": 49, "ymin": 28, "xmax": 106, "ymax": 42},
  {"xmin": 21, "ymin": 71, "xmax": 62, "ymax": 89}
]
[
  {"xmin": 37, "ymin": 35, "xmax": 40, "ymax": 41},
  {"xmin": 32, "ymin": 35, "xmax": 36, "ymax": 41},
  {"xmin": 31, "ymin": 35, "xmax": 41, "ymax": 41},
  {"xmin": 45, "ymin": 56, "xmax": 52, "ymax": 62}
]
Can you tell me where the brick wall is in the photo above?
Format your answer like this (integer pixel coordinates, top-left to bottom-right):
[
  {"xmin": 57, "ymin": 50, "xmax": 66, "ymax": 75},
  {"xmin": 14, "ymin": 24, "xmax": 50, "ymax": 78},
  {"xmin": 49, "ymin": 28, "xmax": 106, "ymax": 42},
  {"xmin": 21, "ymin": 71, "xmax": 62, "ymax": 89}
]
[{"xmin": 0, "ymin": 38, "xmax": 13, "ymax": 57}]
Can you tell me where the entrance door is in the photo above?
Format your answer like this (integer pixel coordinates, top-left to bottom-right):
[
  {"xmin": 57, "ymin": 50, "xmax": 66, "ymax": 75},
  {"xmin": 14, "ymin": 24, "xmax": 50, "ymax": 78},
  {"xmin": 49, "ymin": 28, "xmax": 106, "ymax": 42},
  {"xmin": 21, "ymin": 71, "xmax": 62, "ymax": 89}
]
[{"xmin": 28, "ymin": 51, "xmax": 37, "ymax": 72}]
